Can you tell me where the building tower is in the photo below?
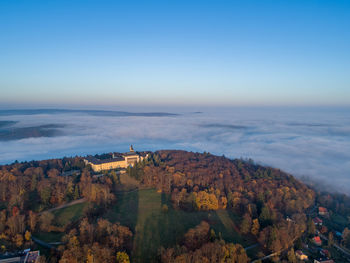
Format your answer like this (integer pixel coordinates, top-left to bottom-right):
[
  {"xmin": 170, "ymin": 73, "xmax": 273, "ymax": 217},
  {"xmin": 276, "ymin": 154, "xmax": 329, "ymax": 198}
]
[{"xmin": 129, "ymin": 145, "xmax": 134, "ymax": 152}]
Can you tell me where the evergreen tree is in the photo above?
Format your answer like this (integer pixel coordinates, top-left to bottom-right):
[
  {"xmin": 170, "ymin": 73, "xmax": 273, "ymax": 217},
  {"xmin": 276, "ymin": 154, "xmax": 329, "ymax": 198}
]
[
  {"xmin": 73, "ymin": 185, "xmax": 80, "ymax": 199},
  {"xmin": 259, "ymin": 205, "xmax": 271, "ymax": 226}
]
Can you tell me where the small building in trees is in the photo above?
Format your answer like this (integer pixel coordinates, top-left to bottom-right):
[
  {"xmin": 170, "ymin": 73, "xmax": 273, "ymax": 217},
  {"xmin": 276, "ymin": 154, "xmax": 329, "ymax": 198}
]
[
  {"xmin": 312, "ymin": 236, "xmax": 322, "ymax": 246},
  {"xmin": 318, "ymin": 207, "xmax": 329, "ymax": 216},
  {"xmin": 0, "ymin": 250, "xmax": 40, "ymax": 263},
  {"xmin": 25, "ymin": 250, "xmax": 40, "ymax": 262},
  {"xmin": 295, "ymin": 250, "xmax": 308, "ymax": 260},
  {"xmin": 313, "ymin": 217, "xmax": 323, "ymax": 226},
  {"xmin": 84, "ymin": 145, "xmax": 147, "ymax": 172}
]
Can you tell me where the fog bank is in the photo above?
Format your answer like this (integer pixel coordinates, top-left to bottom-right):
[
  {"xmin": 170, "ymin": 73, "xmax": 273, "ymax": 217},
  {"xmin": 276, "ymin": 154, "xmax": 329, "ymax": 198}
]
[{"xmin": 0, "ymin": 107, "xmax": 349, "ymax": 194}]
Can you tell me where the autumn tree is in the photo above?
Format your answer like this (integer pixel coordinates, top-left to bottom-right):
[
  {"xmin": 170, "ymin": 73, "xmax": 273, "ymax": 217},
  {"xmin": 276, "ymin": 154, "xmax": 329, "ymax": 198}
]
[
  {"xmin": 116, "ymin": 252, "xmax": 130, "ymax": 263},
  {"xmin": 28, "ymin": 210, "xmax": 38, "ymax": 232},
  {"xmin": 342, "ymin": 228, "xmax": 350, "ymax": 249},
  {"xmin": 220, "ymin": 196, "xmax": 228, "ymax": 209},
  {"xmin": 7, "ymin": 213, "xmax": 25, "ymax": 236},
  {"xmin": 38, "ymin": 182, "xmax": 51, "ymax": 205},
  {"xmin": 24, "ymin": 230, "xmax": 31, "ymax": 241},
  {"xmin": 14, "ymin": 234, "xmax": 23, "ymax": 247},
  {"xmin": 287, "ymin": 248, "xmax": 297, "ymax": 263},
  {"xmin": 59, "ymin": 217, "xmax": 133, "ymax": 263},
  {"xmin": 194, "ymin": 191, "xmax": 219, "ymax": 210},
  {"xmin": 307, "ymin": 217, "xmax": 316, "ymax": 236},
  {"xmin": 89, "ymin": 243, "xmax": 114, "ymax": 263},
  {"xmin": 39, "ymin": 212, "xmax": 54, "ymax": 232},
  {"xmin": 161, "ymin": 241, "xmax": 249, "ymax": 263},
  {"xmin": 86, "ymin": 249, "xmax": 94, "ymax": 263},
  {"xmin": 60, "ymin": 233, "xmax": 84, "ymax": 263},
  {"xmin": 328, "ymin": 232, "xmax": 334, "ymax": 247},
  {"xmin": 183, "ymin": 221, "xmax": 210, "ymax": 250},
  {"xmin": 0, "ymin": 210, "xmax": 6, "ymax": 232},
  {"xmin": 251, "ymin": 218, "xmax": 260, "ymax": 236}
]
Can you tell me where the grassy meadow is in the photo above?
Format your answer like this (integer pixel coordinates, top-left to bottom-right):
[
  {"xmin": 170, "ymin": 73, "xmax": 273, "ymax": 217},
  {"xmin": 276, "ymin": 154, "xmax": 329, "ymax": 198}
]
[
  {"xmin": 105, "ymin": 189, "xmax": 256, "ymax": 262},
  {"xmin": 52, "ymin": 202, "xmax": 88, "ymax": 227}
]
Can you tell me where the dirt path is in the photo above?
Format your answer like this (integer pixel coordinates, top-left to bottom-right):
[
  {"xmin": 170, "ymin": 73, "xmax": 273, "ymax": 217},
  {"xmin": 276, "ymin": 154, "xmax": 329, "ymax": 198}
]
[
  {"xmin": 244, "ymin": 243, "xmax": 259, "ymax": 251},
  {"xmin": 31, "ymin": 236, "xmax": 55, "ymax": 249}
]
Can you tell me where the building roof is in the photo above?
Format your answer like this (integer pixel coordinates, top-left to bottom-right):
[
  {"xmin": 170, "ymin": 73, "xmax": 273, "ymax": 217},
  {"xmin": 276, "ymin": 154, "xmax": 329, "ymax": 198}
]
[
  {"xmin": 26, "ymin": 251, "xmax": 40, "ymax": 263},
  {"xmin": 313, "ymin": 236, "xmax": 322, "ymax": 244},
  {"xmin": 313, "ymin": 217, "xmax": 323, "ymax": 224},
  {"xmin": 85, "ymin": 156, "xmax": 124, "ymax": 165},
  {"xmin": 123, "ymin": 151, "xmax": 139, "ymax": 157},
  {"xmin": 319, "ymin": 207, "xmax": 328, "ymax": 213}
]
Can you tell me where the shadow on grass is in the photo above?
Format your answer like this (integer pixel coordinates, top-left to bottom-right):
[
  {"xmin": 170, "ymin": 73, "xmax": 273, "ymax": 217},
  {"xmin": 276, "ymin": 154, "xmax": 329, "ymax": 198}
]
[
  {"xmin": 106, "ymin": 189, "xmax": 259, "ymax": 262},
  {"xmin": 105, "ymin": 190, "xmax": 140, "ymax": 231}
]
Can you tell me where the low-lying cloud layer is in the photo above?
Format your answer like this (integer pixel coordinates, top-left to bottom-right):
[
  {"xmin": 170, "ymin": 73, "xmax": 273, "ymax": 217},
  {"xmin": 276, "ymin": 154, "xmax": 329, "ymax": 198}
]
[{"xmin": 0, "ymin": 107, "xmax": 349, "ymax": 194}]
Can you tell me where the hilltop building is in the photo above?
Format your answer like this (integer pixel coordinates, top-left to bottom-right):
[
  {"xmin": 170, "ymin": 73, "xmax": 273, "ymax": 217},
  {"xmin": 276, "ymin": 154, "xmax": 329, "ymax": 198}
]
[{"xmin": 84, "ymin": 145, "xmax": 146, "ymax": 172}]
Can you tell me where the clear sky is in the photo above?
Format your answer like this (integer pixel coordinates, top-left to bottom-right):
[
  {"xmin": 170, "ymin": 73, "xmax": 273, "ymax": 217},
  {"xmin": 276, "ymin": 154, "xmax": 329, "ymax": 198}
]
[{"xmin": 1, "ymin": 0, "xmax": 349, "ymax": 107}]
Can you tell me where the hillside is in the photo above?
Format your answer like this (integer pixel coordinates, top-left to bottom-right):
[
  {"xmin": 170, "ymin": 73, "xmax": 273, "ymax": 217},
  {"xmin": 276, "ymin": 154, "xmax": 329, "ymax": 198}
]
[{"xmin": 0, "ymin": 150, "xmax": 349, "ymax": 262}]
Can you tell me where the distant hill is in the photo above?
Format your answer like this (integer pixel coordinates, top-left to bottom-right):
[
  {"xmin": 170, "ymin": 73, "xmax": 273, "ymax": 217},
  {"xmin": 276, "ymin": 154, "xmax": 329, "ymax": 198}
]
[
  {"xmin": 0, "ymin": 124, "xmax": 65, "ymax": 141},
  {"xmin": 0, "ymin": 108, "xmax": 179, "ymax": 117},
  {"xmin": 0, "ymin": 120, "xmax": 17, "ymax": 128}
]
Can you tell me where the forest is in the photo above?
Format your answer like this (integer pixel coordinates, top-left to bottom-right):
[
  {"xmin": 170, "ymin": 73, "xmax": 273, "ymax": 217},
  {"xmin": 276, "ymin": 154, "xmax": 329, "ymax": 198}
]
[{"xmin": 0, "ymin": 150, "xmax": 349, "ymax": 262}]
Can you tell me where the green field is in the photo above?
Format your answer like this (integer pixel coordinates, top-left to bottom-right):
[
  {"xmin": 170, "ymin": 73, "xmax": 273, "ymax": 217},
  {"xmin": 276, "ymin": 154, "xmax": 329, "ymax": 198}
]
[
  {"xmin": 34, "ymin": 231, "xmax": 64, "ymax": 243},
  {"xmin": 105, "ymin": 189, "xmax": 256, "ymax": 262},
  {"xmin": 52, "ymin": 202, "xmax": 88, "ymax": 227}
]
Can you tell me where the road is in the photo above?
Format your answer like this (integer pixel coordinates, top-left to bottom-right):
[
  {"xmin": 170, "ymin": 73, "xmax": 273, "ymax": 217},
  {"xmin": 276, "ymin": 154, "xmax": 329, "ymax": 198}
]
[
  {"xmin": 0, "ymin": 257, "xmax": 21, "ymax": 263},
  {"xmin": 318, "ymin": 232, "xmax": 350, "ymax": 258}
]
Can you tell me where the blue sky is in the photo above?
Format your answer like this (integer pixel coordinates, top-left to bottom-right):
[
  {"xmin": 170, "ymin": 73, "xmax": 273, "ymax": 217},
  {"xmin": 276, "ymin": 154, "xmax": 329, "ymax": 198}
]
[{"xmin": 1, "ymin": 0, "xmax": 349, "ymax": 107}]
